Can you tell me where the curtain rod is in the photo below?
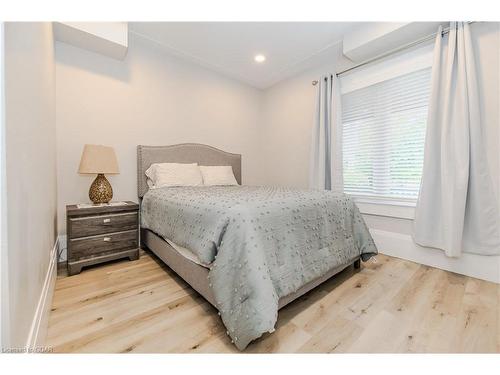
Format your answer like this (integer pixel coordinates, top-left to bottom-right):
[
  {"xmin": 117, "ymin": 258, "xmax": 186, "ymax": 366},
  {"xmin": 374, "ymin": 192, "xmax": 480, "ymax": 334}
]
[{"xmin": 311, "ymin": 21, "xmax": 475, "ymax": 85}]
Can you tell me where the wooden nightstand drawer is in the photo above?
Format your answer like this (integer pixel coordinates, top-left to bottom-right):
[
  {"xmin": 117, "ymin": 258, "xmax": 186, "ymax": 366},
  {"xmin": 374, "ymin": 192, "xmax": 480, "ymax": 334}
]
[
  {"xmin": 69, "ymin": 230, "xmax": 138, "ymax": 261},
  {"xmin": 69, "ymin": 211, "xmax": 138, "ymax": 238}
]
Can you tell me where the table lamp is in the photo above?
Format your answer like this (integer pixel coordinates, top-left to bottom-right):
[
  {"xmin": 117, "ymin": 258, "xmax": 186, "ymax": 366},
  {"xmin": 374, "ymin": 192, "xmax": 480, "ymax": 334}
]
[{"xmin": 78, "ymin": 144, "xmax": 119, "ymax": 204}]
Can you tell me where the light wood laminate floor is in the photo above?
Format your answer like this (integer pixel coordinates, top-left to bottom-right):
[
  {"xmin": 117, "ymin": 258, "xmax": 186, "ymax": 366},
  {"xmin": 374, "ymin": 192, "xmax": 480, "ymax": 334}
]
[{"xmin": 47, "ymin": 250, "xmax": 500, "ymax": 353}]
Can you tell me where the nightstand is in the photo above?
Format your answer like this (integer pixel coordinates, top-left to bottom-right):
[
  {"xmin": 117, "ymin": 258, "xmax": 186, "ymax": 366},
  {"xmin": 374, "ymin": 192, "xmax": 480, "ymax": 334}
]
[{"xmin": 66, "ymin": 201, "xmax": 140, "ymax": 276}]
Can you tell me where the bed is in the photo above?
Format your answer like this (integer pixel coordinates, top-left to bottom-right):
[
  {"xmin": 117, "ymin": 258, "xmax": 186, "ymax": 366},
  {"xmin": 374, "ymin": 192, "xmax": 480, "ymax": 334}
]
[{"xmin": 138, "ymin": 143, "xmax": 377, "ymax": 350}]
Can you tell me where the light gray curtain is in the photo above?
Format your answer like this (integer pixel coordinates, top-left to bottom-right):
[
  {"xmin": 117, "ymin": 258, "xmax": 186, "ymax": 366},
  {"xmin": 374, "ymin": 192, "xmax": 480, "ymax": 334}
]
[
  {"xmin": 414, "ymin": 22, "xmax": 500, "ymax": 257},
  {"xmin": 309, "ymin": 74, "xmax": 342, "ymax": 191}
]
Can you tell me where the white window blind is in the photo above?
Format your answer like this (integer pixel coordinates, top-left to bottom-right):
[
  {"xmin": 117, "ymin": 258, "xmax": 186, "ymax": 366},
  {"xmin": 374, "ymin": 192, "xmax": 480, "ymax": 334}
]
[{"xmin": 341, "ymin": 67, "xmax": 432, "ymax": 200}]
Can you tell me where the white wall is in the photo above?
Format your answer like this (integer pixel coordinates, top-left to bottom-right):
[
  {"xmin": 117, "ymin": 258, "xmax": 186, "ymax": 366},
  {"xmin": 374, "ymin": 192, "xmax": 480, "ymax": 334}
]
[
  {"xmin": 261, "ymin": 22, "xmax": 500, "ymax": 282},
  {"xmin": 260, "ymin": 42, "xmax": 353, "ymax": 188},
  {"xmin": 0, "ymin": 21, "xmax": 6, "ymax": 348},
  {"xmin": 3, "ymin": 22, "xmax": 57, "ymax": 347},
  {"xmin": 55, "ymin": 33, "xmax": 264, "ymax": 235}
]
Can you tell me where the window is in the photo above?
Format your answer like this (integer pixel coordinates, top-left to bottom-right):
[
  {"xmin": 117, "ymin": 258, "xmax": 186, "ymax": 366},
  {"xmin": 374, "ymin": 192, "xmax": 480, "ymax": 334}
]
[{"xmin": 340, "ymin": 45, "xmax": 433, "ymax": 202}]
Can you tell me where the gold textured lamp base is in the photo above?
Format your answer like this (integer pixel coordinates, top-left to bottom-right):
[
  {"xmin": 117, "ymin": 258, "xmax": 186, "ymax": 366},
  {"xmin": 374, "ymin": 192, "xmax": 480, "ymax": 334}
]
[{"xmin": 89, "ymin": 173, "xmax": 113, "ymax": 204}]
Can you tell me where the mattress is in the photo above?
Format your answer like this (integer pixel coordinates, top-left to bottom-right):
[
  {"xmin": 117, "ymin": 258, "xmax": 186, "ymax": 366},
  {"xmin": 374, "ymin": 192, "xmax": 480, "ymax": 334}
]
[{"xmin": 141, "ymin": 185, "xmax": 378, "ymax": 349}]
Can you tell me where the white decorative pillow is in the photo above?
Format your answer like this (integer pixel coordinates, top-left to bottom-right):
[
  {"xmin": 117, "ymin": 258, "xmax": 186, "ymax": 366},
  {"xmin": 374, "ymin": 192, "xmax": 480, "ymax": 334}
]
[
  {"xmin": 145, "ymin": 163, "xmax": 203, "ymax": 188},
  {"xmin": 199, "ymin": 166, "xmax": 238, "ymax": 186}
]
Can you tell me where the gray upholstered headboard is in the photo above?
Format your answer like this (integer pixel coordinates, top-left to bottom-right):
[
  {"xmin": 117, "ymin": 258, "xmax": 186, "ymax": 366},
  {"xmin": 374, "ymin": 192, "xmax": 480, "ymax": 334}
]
[{"xmin": 137, "ymin": 143, "xmax": 242, "ymax": 198}]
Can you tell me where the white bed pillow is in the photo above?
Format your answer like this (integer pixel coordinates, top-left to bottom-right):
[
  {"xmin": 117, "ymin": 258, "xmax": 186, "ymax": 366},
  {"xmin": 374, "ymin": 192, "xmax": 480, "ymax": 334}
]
[
  {"xmin": 145, "ymin": 163, "xmax": 203, "ymax": 188},
  {"xmin": 199, "ymin": 165, "xmax": 238, "ymax": 186}
]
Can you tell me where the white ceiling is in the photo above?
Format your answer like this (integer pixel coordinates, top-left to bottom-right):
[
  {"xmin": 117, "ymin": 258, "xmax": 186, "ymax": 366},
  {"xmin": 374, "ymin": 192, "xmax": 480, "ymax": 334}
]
[{"xmin": 129, "ymin": 22, "xmax": 366, "ymax": 89}]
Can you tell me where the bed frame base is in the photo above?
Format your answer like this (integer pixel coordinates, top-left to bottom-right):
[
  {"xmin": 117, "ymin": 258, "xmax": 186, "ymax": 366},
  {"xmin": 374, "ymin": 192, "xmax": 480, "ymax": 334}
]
[{"xmin": 141, "ymin": 228, "xmax": 361, "ymax": 310}]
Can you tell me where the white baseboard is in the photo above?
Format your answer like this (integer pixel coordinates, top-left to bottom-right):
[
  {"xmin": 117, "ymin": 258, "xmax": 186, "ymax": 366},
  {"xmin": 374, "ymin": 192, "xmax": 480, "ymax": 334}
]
[
  {"xmin": 370, "ymin": 229, "xmax": 500, "ymax": 284},
  {"xmin": 25, "ymin": 236, "xmax": 59, "ymax": 349}
]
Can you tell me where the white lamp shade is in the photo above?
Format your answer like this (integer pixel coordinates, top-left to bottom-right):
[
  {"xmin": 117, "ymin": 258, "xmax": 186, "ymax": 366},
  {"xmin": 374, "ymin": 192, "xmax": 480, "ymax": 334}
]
[{"xmin": 78, "ymin": 144, "xmax": 119, "ymax": 174}]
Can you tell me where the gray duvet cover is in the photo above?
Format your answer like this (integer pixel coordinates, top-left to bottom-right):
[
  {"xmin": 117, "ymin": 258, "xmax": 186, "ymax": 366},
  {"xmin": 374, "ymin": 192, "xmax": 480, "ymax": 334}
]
[{"xmin": 141, "ymin": 186, "xmax": 377, "ymax": 349}]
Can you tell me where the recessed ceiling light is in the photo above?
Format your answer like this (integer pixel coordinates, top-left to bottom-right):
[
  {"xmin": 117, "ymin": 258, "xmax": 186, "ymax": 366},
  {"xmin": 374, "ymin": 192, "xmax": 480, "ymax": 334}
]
[{"xmin": 254, "ymin": 54, "xmax": 266, "ymax": 63}]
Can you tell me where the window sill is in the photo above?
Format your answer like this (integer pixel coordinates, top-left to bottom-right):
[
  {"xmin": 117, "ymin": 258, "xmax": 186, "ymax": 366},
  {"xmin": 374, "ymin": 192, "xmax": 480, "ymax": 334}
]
[{"xmin": 352, "ymin": 196, "xmax": 416, "ymax": 220}]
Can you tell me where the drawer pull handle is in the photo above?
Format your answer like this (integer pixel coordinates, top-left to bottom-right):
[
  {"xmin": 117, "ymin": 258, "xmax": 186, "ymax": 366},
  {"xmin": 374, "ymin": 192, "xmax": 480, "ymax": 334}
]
[
  {"xmin": 103, "ymin": 237, "xmax": 111, "ymax": 242},
  {"xmin": 103, "ymin": 218, "xmax": 111, "ymax": 223}
]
